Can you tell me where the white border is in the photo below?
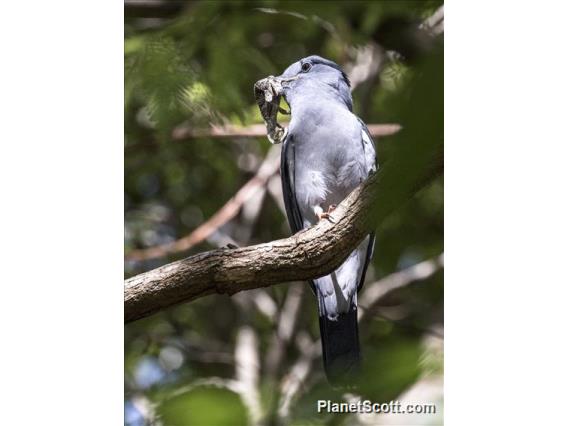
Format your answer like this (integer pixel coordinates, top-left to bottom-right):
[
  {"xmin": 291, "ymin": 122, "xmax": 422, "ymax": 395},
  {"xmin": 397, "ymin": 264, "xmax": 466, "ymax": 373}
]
[
  {"xmin": 0, "ymin": 1, "xmax": 123, "ymax": 424},
  {"xmin": 446, "ymin": 1, "xmax": 568, "ymax": 424}
]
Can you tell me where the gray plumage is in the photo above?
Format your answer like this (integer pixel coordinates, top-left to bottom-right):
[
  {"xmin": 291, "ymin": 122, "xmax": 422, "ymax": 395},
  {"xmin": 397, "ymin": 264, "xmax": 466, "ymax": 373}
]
[{"xmin": 275, "ymin": 56, "xmax": 377, "ymax": 384}]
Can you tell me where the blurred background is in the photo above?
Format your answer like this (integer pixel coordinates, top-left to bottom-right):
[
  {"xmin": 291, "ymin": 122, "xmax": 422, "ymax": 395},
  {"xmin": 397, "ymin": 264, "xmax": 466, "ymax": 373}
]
[{"xmin": 125, "ymin": 1, "xmax": 443, "ymax": 425}]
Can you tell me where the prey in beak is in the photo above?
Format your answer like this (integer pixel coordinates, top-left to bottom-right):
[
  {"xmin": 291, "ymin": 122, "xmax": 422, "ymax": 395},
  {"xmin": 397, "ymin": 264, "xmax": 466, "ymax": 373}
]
[{"xmin": 254, "ymin": 75, "xmax": 294, "ymax": 144}]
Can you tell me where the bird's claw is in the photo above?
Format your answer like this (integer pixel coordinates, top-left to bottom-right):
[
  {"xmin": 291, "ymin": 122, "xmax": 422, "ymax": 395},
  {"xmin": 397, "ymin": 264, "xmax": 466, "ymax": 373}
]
[{"xmin": 317, "ymin": 205, "xmax": 337, "ymax": 223}]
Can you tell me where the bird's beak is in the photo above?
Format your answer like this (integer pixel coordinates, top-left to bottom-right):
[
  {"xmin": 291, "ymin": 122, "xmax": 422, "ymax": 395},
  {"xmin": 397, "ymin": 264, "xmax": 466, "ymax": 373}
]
[
  {"xmin": 271, "ymin": 75, "xmax": 297, "ymax": 116},
  {"xmin": 272, "ymin": 75, "xmax": 298, "ymax": 95}
]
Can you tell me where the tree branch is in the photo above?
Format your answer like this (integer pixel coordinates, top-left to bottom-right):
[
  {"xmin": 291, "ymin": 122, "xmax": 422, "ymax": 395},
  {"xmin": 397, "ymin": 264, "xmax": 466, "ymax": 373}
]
[
  {"xmin": 358, "ymin": 253, "xmax": 444, "ymax": 321},
  {"xmin": 171, "ymin": 123, "xmax": 401, "ymax": 141},
  {"xmin": 125, "ymin": 147, "xmax": 442, "ymax": 323},
  {"xmin": 126, "ymin": 146, "xmax": 281, "ymax": 262}
]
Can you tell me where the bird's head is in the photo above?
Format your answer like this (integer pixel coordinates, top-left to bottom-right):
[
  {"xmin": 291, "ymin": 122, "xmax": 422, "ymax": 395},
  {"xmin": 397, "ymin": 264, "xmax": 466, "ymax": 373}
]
[{"xmin": 276, "ymin": 55, "xmax": 352, "ymax": 110}]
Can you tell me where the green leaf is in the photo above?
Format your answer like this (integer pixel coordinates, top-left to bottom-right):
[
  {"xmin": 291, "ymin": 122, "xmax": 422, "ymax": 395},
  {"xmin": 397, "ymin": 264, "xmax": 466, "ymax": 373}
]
[
  {"xmin": 157, "ymin": 385, "xmax": 249, "ymax": 426},
  {"xmin": 357, "ymin": 337, "xmax": 423, "ymax": 402}
]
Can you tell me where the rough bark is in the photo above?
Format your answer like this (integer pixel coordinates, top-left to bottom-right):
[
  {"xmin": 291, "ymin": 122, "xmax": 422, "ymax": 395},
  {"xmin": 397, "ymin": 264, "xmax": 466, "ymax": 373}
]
[{"xmin": 125, "ymin": 173, "xmax": 375, "ymax": 323}]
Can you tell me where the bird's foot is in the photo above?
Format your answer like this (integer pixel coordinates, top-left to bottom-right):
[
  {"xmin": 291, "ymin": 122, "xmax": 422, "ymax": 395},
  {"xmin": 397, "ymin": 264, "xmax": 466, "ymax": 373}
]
[{"xmin": 317, "ymin": 205, "xmax": 337, "ymax": 223}]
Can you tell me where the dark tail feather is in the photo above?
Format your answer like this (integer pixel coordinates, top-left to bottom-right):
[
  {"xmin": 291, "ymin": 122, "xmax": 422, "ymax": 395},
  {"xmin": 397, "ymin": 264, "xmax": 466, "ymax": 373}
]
[{"xmin": 317, "ymin": 295, "xmax": 361, "ymax": 385}]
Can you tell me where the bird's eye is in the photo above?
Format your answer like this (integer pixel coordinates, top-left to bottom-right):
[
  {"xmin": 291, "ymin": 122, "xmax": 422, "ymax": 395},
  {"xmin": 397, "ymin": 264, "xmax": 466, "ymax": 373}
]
[{"xmin": 301, "ymin": 62, "xmax": 312, "ymax": 72}]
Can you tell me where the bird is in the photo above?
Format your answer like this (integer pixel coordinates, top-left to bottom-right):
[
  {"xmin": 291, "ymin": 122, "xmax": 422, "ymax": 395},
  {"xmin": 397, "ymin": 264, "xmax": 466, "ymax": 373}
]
[{"xmin": 272, "ymin": 55, "xmax": 377, "ymax": 384}]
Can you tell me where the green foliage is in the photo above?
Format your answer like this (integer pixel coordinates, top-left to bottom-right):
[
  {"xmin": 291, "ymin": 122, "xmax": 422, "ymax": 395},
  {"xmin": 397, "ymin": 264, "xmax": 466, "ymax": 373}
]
[
  {"xmin": 158, "ymin": 386, "xmax": 248, "ymax": 426},
  {"xmin": 125, "ymin": 36, "xmax": 198, "ymax": 134},
  {"xmin": 358, "ymin": 337, "xmax": 423, "ymax": 401}
]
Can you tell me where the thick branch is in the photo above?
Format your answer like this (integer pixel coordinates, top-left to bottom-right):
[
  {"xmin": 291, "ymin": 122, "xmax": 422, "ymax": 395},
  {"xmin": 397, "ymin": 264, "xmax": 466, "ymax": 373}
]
[
  {"xmin": 125, "ymin": 149, "xmax": 441, "ymax": 323},
  {"xmin": 125, "ymin": 174, "xmax": 375, "ymax": 322}
]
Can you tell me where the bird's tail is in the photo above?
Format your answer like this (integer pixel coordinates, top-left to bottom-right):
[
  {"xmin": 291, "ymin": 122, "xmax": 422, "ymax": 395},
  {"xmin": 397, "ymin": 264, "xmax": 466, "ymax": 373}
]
[{"xmin": 317, "ymin": 291, "xmax": 361, "ymax": 385}]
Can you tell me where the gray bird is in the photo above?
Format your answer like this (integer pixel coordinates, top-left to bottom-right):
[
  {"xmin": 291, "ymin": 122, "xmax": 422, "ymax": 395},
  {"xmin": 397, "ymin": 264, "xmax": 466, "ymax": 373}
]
[{"xmin": 266, "ymin": 56, "xmax": 377, "ymax": 384}]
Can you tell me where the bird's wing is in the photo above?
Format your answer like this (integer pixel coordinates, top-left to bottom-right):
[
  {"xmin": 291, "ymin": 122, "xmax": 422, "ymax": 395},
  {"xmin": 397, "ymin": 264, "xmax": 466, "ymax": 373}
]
[
  {"xmin": 358, "ymin": 117, "xmax": 378, "ymax": 174},
  {"xmin": 356, "ymin": 117, "xmax": 378, "ymax": 291},
  {"xmin": 280, "ymin": 133, "xmax": 304, "ymax": 234}
]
